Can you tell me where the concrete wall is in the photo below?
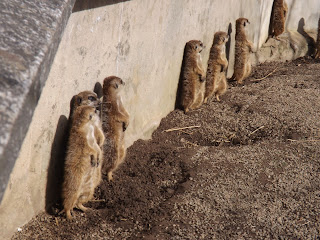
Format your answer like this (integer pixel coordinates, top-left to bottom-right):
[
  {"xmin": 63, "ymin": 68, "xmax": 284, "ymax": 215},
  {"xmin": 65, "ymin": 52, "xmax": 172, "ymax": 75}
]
[{"xmin": 1, "ymin": 0, "xmax": 319, "ymax": 239}]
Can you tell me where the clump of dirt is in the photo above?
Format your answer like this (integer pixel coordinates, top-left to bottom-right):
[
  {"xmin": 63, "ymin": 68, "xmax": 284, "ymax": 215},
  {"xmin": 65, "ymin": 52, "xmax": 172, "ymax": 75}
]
[{"xmin": 12, "ymin": 57, "xmax": 320, "ymax": 239}]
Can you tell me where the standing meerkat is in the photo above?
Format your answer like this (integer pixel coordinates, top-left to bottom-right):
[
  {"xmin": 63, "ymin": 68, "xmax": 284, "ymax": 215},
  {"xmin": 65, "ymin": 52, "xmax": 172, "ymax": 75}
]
[
  {"xmin": 62, "ymin": 105, "xmax": 103, "ymax": 220},
  {"xmin": 69, "ymin": 91, "xmax": 105, "ymax": 156},
  {"xmin": 267, "ymin": 0, "xmax": 288, "ymax": 41},
  {"xmin": 204, "ymin": 31, "xmax": 229, "ymax": 103},
  {"xmin": 231, "ymin": 18, "xmax": 254, "ymax": 84},
  {"xmin": 102, "ymin": 76, "xmax": 130, "ymax": 181},
  {"xmin": 314, "ymin": 17, "xmax": 320, "ymax": 58},
  {"xmin": 179, "ymin": 40, "xmax": 206, "ymax": 113},
  {"xmin": 68, "ymin": 91, "xmax": 105, "ymax": 191}
]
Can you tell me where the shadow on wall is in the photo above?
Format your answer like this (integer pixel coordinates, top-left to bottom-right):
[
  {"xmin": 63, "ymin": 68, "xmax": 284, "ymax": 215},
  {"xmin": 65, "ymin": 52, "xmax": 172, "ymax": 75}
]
[
  {"xmin": 174, "ymin": 44, "xmax": 187, "ymax": 111},
  {"xmin": 267, "ymin": 0, "xmax": 276, "ymax": 38},
  {"xmin": 73, "ymin": 0, "xmax": 130, "ymax": 12},
  {"xmin": 297, "ymin": 18, "xmax": 316, "ymax": 56},
  {"xmin": 45, "ymin": 84, "xmax": 104, "ymax": 214},
  {"xmin": 45, "ymin": 115, "xmax": 68, "ymax": 214},
  {"xmin": 226, "ymin": 22, "xmax": 232, "ymax": 63}
]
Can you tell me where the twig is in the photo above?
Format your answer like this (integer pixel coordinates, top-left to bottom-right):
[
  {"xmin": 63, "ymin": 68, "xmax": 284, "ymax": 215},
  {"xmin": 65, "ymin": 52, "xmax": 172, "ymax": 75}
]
[
  {"xmin": 216, "ymin": 140, "xmax": 231, "ymax": 143},
  {"xmin": 248, "ymin": 126, "xmax": 265, "ymax": 136},
  {"xmin": 185, "ymin": 140, "xmax": 198, "ymax": 147},
  {"xmin": 55, "ymin": 217, "xmax": 59, "ymax": 226},
  {"xmin": 287, "ymin": 139, "xmax": 320, "ymax": 143},
  {"xmin": 90, "ymin": 199, "xmax": 106, "ymax": 202},
  {"xmin": 252, "ymin": 67, "xmax": 279, "ymax": 81},
  {"xmin": 164, "ymin": 125, "xmax": 200, "ymax": 132},
  {"xmin": 181, "ymin": 138, "xmax": 199, "ymax": 147}
]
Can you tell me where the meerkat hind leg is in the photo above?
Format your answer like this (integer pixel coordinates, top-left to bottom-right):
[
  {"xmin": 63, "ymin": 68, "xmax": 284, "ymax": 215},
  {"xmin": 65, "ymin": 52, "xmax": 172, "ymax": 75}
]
[
  {"xmin": 65, "ymin": 209, "xmax": 73, "ymax": 220},
  {"xmin": 108, "ymin": 145, "xmax": 126, "ymax": 181},
  {"xmin": 76, "ymin": 203, "xmax": 88, "ymax": 212}
]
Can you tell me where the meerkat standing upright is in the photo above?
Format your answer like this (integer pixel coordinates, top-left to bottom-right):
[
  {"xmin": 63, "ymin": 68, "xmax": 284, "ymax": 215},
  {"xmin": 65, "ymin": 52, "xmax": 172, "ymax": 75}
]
[
  {"xmin": 231, "ymin": 18, "xmax": 254, "ymax": 84},
  {"xmin": 179, "ymin": 40, "xmax": 206, "ymax": 113},
  {"xmin": 62, "ymin": 105, "xmax": 103, "ymax": 220},
  {"xmin": 204, "ymin": 31, "xmax": 229, "ymax": 103},
  {"xmin": 68, "ymin": 91, "xmax": 105, "ymax": 188},
  {"xmin": 102, "ymin": 76, "xmax": 130, "ymax": 181},
  {"xmin": 267, "ymin": 0, "xmax": 288, "ymax": 41},
  {"xmin": 314, "ymin": 17, "xmax": 320, "ymax": 58}
]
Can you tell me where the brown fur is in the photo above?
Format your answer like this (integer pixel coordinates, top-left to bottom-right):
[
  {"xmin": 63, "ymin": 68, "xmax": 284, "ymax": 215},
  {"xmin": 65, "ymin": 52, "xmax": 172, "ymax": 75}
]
[
  {"xmin": 102, "ymin": 76, "xmax": 130, "ymax": 181},
  {"xmin": 69, "ymin": 91, "xmax": 101, "ymax": 121},
  {"xmin": 232, "ymin": 18, "xmax": 254, "ymax": 84},
  {"xmin": 268, "ymin": 0, "xmax": 288, "ymax": 40},
  {"xmin": 180, "ymin": 40, "xmax": 206, "ymax": 113},
  {"xmin": 204, "ymin": 32, "xmax": 229, "ymax": 103},
  {"xmin": 69, "ymin": 91, "xmax": 105, "ymax": 153},
  {"xmin": 315, "ymin": 17, "xmax": 320, "ymax": 58},
  {"xmin": 68, "ymin": 91, "xmax": 105, "ymax": 194},
  {"xmin": 62, "ymin": 106, "xmax": 103, "ymax": 220}
]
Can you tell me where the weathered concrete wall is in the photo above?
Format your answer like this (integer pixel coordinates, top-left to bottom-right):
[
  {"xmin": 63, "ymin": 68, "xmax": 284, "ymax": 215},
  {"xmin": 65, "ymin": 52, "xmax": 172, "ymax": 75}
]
[
  {"xmin": 1, "ymin": 0, "xmax": 319, "ymax": 239},
  {"xmin": 0, "ymin": 0, "xmax": 75, "ymax": 203}
]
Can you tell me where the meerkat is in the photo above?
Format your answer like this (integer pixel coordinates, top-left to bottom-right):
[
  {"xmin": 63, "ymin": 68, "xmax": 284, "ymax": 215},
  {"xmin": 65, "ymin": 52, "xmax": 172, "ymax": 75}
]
[
  {"xmin": 204, "ymin": 31, "xmax": 229, "ymax": 103},
  {"xmin": 179, "ymin": 40, "xmax": 206, "ymax": 113},
  {"xmin": 231, "ymin": 18, "xmax": 254, "ymax": 84},
  {"xmin": 102, "ymin": 76, "xmax": 130, "ymax": 181},
  {"xmin": 69, "ymin": 91, "xmax": 105, "ymax": 157},
  {"xmin": 314, "ymin": 17, "xmax": 320, "ymax": 58},
  {"xmin": 267, "ymin": 0, "xmax": 288, "ymax": 41},
  {"xmin": 68, "ymin": 91, "xmax": 105, "ymax": 193},
  {"xmin": 62, "ymin": 105, "xmax": 103, "ymax": 220}
]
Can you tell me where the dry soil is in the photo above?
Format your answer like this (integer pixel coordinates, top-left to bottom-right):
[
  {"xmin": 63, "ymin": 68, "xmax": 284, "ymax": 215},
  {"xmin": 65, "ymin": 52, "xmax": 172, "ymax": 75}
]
[{"xmin": 12, "ymin": 57, "xmax": 320, "ymax": 239}]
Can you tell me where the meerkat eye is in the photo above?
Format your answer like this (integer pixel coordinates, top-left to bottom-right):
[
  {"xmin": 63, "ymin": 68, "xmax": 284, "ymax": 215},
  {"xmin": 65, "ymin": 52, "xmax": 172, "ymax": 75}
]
[
  {"xmin": 200, "ymin": 43, "xmax": 203, "ymax": 47},
  {"xmin": 89, "ymin": 114, "xmax": 93, "ymax": 120},
  {"xmin": 195, "ymin": 45, "xmax": 198, "ymax": 50},
  {"xmin": 114, "ymin": 83, "xmax": 119, "ymax": 89},
  {"xmin": 88, "ymin": 96, "xmax": 96, "ymax": 101}
]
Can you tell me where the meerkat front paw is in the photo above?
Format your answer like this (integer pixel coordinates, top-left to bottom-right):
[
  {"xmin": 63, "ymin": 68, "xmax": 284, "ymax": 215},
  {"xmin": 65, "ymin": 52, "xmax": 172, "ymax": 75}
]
[
  {"xmin": 90, "ymin": 155, "xmax": 97, "ymax": 167},
  {"xmin": 199, "ymin": 74, "xmax": 206, "ymax": 82},
  {"xmin": 122, "ymin": 122, "xmax": 128, "ymax": 132},
  {"xmin": 108, "ymin": 171, "xmax": 113, "ymax": 181}
]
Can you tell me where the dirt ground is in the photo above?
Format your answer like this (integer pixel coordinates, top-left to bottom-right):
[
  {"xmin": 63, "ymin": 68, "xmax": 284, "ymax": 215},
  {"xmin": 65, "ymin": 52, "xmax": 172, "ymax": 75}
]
[{"xmin": 12, "ymin": 57, "xmax": 320, "ymax": 239}]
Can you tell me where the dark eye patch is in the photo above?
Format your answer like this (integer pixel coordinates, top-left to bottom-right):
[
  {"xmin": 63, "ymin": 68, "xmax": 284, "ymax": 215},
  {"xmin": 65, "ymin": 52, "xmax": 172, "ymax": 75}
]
[{"xmin": 88, "ymin": 96, "xmax": 96, "ymax": 101}]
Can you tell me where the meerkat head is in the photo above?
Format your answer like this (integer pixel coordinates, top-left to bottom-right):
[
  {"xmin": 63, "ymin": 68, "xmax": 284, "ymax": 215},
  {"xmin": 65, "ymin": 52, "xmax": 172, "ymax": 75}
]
[
  {"xmin": 236, "ymin": 18, "xmax": 250, "ymax": 28},
  {"xmin": 103, "ymin": 76, "xmax": 125, "ymax": 95},
  {"xmin": 213, "ymin": 31, "xmax": 229, "ymax": 45},
  {"xmin": 72, "ymin": 105, "xmax": 97, "ymax": 128},
  {"xmin": 186, "ymin": 40, "xmax": 204, "ymax": 54},
  {"xmin": 73, "ymin": 91, "xmax": 100, "ymax": 108},
  {"xmin": 69, "ymin": 91, "xmax": 101, "ymax": 120}
]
